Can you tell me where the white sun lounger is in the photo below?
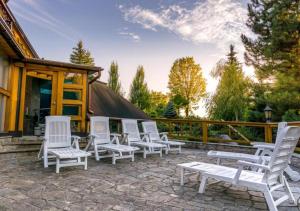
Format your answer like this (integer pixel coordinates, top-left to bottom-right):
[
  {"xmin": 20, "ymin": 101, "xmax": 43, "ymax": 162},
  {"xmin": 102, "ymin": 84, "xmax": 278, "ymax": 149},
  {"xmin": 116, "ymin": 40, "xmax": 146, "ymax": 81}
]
[
  {"xmin": 86, "ymin": 116, "xmax": 139, "ymax": 164},
  {"xmin": 142, "ymin": 121, "xmax": 185, "ymax": 154},
  {"xmin": 178, "ymin": 126, "xmax": 300, "ymax": 211},
  {"xmin": 38, "ymin": 116, "xmax": 91, "ymax": 173},
  {"xmin": 207, "ymin": 122, "xmax": 300, "ymax": 181},
  {"xmin": 122, "ymin": 119, "xmax": 165, "ymax": 158}
]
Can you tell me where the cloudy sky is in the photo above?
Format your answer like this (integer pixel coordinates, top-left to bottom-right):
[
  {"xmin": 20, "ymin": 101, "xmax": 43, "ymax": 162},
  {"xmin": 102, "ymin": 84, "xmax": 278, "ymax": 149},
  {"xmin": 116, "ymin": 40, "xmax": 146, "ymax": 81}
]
[{"xmin": 8, "ymin": 0, "xmax": 254, "ymax": 116}]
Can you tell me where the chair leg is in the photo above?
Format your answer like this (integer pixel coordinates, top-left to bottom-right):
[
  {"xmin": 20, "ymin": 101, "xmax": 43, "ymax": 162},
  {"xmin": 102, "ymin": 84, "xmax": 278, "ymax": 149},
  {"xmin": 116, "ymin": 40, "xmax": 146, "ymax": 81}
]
[
  {"xmin": 160, "ymin": 148, "xmax": 162, "ymax": 157},
  {"xmin": 112, "ymin": 153, "xmax": 116, "ymax": 165},
  {"xmin": 56, "ymin": 158, "xmax": 60, "ymax": 173},
  {"xmin": 43, "ymin": 151, "xmax": 48, "ymax": 168},
  {"xmin": 180, "ymin": 168, "xmax": 184, "ymax": 186},
  {"xmin": 179, "ymin": 145, "xmax": 181, "ymax": 153},
  {"xmin": 94, "ymin": 145, "xmax": 99, "ymax": 161},
  {"xmin": 84, "ymin": 156, "xmax": 88, "ymax": 170},
  {"xmin": 263, "ymin": 189, "xmax": 278, "ymax": 211},
  {"xmin": 131, "ymin": 152, "xmax": 134, "ymax": 162},
  {"xmin": 217, "ymin": 158, "xmax": 221, "ymax": 165},
  {"xmin": 283, "ymin": 176, "xmax": 296, "ymax": 204},
  {"xmin": 199, "ymin": 175, "xmax": 208, "ymax": 193},
  {"xmin": 144, "ymin": 148, "xmax": 147, "ymax": 159}
]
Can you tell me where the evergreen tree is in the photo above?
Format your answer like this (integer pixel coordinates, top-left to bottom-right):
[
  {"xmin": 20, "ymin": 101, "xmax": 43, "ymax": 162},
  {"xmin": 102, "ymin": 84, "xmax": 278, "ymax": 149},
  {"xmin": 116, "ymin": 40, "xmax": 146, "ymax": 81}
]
[
  {"xmin": 108, "ymin": 61, "xmax": 123, "ymax": 96},
  {"xmin": 242, "ymin": 0, "xmax": 300, "ymax": 118},
  {"xmin": 207, "ymin": 45, "xmax": 250, "ymax": 121},
  {"xmin": 163, "ymin": 101, "xmax": 177, "ymax": 118},
  {"xmin": 129, "ymin": 66, "xmax": 150, "ymax": 111},
  {"xmin": 168, "ymin": 57, "xmax": 206, "ymax": 117},
  {"xmin": 70, "ymin": 40, "xmax": 95, "ymax": 66}
]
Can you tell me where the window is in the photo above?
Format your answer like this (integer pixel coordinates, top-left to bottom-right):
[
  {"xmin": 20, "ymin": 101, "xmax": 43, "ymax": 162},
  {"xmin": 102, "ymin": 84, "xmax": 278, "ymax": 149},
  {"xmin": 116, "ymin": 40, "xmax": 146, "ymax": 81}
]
[
  {"xmin": 64, "ymin": 72, "xmax": 83, "ymax": 85},
  {"xmin": 0, "ymin": 95, "xmax": 6, "ymax": 132}
]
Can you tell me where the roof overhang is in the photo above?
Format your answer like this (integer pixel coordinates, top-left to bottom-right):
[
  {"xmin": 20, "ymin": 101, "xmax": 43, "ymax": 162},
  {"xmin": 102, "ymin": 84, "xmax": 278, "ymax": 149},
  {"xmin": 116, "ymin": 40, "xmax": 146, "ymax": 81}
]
[{"xmin": 21, "ymin": 58, "xmax": 104, "ymax": 72}]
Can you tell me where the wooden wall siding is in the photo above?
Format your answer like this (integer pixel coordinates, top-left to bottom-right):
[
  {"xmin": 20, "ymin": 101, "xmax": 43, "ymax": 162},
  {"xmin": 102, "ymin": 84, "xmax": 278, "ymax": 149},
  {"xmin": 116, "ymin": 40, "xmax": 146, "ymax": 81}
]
[{"xmin": 0, "ymin": 1, "xmax": 36, "ymax": 58}]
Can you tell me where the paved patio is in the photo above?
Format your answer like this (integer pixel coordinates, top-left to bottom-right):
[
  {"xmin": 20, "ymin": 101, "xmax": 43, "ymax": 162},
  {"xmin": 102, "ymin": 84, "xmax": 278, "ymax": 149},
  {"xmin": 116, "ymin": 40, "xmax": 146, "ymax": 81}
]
[{"xmin": 0, "ymin": 148, "xmax": 299, "ymax": 211}]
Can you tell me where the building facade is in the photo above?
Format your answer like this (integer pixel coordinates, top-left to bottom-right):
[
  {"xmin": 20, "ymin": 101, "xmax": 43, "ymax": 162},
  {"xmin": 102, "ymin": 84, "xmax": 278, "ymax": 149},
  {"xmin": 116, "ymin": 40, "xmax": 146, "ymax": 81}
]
[{"xmin": 0, "ymin": 0, "xmax": 103, "ymax": 135}]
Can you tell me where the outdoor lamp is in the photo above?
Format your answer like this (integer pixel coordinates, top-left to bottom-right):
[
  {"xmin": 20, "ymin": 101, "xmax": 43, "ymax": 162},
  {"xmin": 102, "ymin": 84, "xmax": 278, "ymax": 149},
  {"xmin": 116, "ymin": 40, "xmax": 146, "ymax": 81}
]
[{"xmin": 264, "ymin": 105, "xmax": 272, "ymax": 122}]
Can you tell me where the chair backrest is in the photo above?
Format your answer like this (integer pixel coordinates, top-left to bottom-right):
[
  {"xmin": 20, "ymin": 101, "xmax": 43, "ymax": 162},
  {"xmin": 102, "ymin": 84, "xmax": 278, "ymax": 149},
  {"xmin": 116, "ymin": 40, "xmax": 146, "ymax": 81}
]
[
  {"xmin": 122, "ymin": 119, "xmax": 140, "ymax": 143},
  {"xmin": 275, "ymin": 122, "xmax": 288, "ymax": 143},
  {"xmin": 142, "ymin": 121, "xmax": 160, "ymax": 141},
  {"xmin": 90, "ymin": 116, "xmax": 110, "ymax": 144},
  {"xmin": 265, "ymin": 126, "xmax": 300, "ymax": 185},
  {"xmin": 44, "ymin": 116, "xmax": 72, "ymax": 149}
]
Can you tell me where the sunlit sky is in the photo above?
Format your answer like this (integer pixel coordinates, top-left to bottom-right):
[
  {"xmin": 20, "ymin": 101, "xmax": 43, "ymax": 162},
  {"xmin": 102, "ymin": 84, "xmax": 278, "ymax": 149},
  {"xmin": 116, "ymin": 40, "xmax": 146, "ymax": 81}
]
[{"xmin": 8, "ymin": 0, "xmax": 254, "ymax": 116}]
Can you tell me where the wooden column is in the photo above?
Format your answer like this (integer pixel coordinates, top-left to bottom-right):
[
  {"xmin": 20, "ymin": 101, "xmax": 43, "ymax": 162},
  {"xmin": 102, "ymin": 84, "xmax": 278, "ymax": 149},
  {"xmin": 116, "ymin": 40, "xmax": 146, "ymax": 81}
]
[
  {"xmin": 264, "ymin": 124, "xmax": 273, "ymax": 143},
  {"xmin": 18, "ymin": 67, "xmax": 27, "ymax": 131},
  {"xmin": 202, "ymin": 121, "xmax": 208, "ymax": 144}
]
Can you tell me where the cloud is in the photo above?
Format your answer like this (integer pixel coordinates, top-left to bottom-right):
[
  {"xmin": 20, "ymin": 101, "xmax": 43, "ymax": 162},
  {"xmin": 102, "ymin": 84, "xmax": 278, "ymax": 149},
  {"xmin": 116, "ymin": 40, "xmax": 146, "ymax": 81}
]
[
  {"xmin": 8, "ymin": 0, "xmax": 79, "ymax": 41},
  {"xmin": 119, "ymin": 0, "xmax": 251, "ymax": 51},
  {"xmin": 119, "ymin": 31, "xmax": 141, "ymax": 42}
]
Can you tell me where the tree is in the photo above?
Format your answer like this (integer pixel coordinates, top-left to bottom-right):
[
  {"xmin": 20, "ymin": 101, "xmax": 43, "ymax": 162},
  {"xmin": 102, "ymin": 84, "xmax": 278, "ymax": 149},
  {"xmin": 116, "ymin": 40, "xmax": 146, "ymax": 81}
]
[
  {"xmin": 172, "ymin": 94, "xmax": 189, "ymax": 116},
  {"xmin": 108, "ymin": 61, "xmax": 123, "ymax": 96},
  {"xmin": 129, "ymin": 66, "xmax": 150, "ymax": 111},
  {"xmin": 207, "ymin": 45, "xmax": 250, "ymax": 121},
  {"xmin": 70, "ymin": 40, "xmax": 95, "ymax": 66},
  {"xmin": 168, "ymin": 57, "xmax": 206, "ymax": 117},
  {"xmin": 163, "ymin": 101, "xmax": 177, "ymax": 118},
  {"xmin": 242, "ymin": 0, "xmax": 300, "ymax": 118},
  {"xmin": 147, "ymin": 91, "xmax": 168, "ymax": 117}
]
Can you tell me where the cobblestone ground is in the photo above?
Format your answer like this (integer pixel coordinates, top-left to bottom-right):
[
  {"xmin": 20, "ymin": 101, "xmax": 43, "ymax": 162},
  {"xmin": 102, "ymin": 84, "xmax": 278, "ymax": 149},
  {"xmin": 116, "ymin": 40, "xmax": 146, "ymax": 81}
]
[{"xmin": 0, "ymin": 148, "xmax": 299, "ymax": 211}]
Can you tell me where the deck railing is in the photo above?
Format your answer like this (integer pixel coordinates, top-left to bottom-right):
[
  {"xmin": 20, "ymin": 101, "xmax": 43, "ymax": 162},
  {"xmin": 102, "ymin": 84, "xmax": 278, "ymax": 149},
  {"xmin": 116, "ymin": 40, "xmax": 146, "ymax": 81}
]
[{"xmin": 152, "ymin": 118, "xmax": 300, "ymax": 153}]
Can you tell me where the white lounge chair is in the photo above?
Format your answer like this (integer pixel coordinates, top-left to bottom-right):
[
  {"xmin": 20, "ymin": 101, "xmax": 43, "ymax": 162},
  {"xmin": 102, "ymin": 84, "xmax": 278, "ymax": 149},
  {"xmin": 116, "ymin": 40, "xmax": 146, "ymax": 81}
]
[
  {"xmin": 38, "ymin": 116, "xmax": 91, "ymax": 173},
  {"xmin": 207, "ymin": 122, "xmax": 300, "ymax": 181},
  {"xmin": 142, "ymin": 121, "xmax": 185, "ymax": 154},
  {"xmin": 121, "ymin": 119, "xmax": 165, "ymax": 158},
  {"xmin": 178, "ymin": 126, "xmax": 300, "ymax": 211},
  {"xmin": 86, "ymin": 116, "xmax": 139, "ymax": 164}
]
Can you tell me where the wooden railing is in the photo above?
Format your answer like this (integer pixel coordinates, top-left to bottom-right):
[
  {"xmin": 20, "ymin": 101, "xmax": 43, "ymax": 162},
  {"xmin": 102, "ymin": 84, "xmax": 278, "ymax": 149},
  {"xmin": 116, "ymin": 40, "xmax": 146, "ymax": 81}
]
[{"xmin": 152, "ymin": 118, "xmax": 300, "ymax": 153}]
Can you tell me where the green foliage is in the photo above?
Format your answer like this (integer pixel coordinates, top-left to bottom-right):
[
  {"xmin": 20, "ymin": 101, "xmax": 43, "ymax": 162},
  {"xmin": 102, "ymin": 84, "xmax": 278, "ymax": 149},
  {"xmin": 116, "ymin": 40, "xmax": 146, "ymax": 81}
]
[
  {"xmin": 163, "ymin": 101, "xmax": 177, "ymax": 118},
  {"xmin": 146, "ymin": 91, "xmax": 168, "ymax": 117},
  {"xmin": 242, "ymin": 0, "xmax": 300, "ymax": 120},
  {"xmin": 129, "ymin": 66, "xmax": 150, "ymax": 111},
  {"xmin": 282, "ymin": 109, "xmax": 300, "ymax": 122},
  {"xmin": 168, "ymin": 57, "xmax": 206, "ymax": 117},
  {"xmin": 108, "ymin": 61, "xmax": 123, "ymax": 96},
  {"xmin": 172, "ymin": 94, "xmax": 189, "ymax": 116},
  {"xmin": 70, "ymin": 40, "xmax": 95, "ymax": 66},
  {"xmin": 207, "ymin": 45, "xmax": 250, "ymax": 121}
]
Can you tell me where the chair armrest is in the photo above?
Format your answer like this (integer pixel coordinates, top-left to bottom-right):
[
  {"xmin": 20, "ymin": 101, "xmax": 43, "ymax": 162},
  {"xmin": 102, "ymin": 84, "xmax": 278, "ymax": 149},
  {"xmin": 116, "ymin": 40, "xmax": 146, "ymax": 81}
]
[
  {"xmin": 253, "ymin": 144, "xmax": 275, "ymax": 150},
  {"xmin": 159, "ymin": 132, "xmax": 168, "ymax": 135},
  {"xmin": 237, "ymin": 160, "xmax": 270, "ymax": 171},
  {"xmin": 233, "ymin": 160, "xmax": 270, "ymax": 184},
  {"xmin": 71, "ymin": 136, "xmax": 81, "ymax": 149}
]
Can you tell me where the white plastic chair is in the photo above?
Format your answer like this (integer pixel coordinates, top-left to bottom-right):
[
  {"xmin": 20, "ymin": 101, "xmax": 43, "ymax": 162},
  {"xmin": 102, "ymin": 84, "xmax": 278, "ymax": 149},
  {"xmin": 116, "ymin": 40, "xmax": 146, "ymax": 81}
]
[
  {"xmin": 38, "ymin": 116, "xmax": 91, "ymax": 173},
  {"xmin": 86, "ymin": 116, "xmax": 139, "ymax": 164},
  {"xmin": 121, "ymin": 119, "xmax": 165, "ymax": 158},
  {"xmin": 142, "ymin": 121, "xmax": 185, "ymax": 154},
  {"xmin": 178, "ymin": 126, "xmax": 300, "ymax": 211},
  {"xmin": 207, "ymin": 122, "xmax": 300, "ymax": 181}
]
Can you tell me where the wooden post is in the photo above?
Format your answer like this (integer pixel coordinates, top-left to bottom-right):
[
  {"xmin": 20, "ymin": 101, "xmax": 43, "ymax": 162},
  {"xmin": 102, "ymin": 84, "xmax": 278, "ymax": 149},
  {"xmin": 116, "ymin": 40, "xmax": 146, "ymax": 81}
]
[
  {"xmin": 202, "ymin": 121, "xmax": 208, "ymax": 144},
  {"xmin": 264, "ymin": 124, "xmax": 273, "ymax": 143}
]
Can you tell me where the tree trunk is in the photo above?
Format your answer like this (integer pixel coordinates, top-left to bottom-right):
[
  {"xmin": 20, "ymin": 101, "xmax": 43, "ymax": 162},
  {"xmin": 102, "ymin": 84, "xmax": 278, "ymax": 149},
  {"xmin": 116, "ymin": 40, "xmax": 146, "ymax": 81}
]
[{"xmin": 185, "ymin": 107, "xmax": 189, "ymax": 117}]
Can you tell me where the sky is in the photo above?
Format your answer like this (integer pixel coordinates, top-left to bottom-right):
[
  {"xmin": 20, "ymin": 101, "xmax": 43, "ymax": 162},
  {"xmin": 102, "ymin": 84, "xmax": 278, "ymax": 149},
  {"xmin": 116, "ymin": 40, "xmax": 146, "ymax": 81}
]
[{"xmin": 8, "ymin": 0, "xmax": 254, "ymax": 116}]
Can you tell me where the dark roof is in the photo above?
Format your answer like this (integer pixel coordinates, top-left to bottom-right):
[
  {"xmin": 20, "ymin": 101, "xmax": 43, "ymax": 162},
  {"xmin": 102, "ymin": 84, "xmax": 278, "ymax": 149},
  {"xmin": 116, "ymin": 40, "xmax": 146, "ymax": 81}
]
[
  {"xmin": 23, "ymin": 58, "xmax": 103, "ymax": 72},
  {"xmin": 89, "ymin": 81, "xmax": 149, "ymax": 120}
]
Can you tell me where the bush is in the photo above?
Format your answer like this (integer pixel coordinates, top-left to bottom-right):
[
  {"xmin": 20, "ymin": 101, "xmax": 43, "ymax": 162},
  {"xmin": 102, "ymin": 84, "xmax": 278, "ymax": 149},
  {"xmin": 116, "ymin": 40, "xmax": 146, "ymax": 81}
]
[{"xmin": 282, "ymin": 109, "xmax": 300, "ymax": 121}]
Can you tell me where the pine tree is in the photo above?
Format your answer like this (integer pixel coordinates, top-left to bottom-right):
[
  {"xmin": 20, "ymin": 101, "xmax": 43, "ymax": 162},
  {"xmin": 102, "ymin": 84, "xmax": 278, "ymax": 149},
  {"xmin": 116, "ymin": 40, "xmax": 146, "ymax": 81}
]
[
  {"xmin": 108, "ymin": 61, "xmax": 123, "ymax": 96},
  {"xmin": 242, "ymin": 0, "xmax": 300, "ymax": 118},
  {"xmin": 163, "ymin": 101, "xmax": 177, "ymax": 118},
  {"xmin": 168, "ymin": 57, "xmax": 206, "ymax": 117},
  {"xmin": 129, "ymin": 66, "xmax": 150, "ymax": 111},
  {"xmin": 207, "ymin": 45, "xmax": 250, "ymax": 121},
  {"xmin": 70, "ymin": 40, "xmax": 95, "ymax": 66}
]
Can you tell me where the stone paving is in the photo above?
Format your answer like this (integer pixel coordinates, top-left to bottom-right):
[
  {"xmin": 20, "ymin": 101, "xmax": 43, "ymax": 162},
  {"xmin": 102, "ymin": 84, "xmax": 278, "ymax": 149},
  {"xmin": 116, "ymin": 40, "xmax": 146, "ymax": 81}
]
[{"xmin": 0, "ymin": 148, "xmax": 299, "ymax": 211}]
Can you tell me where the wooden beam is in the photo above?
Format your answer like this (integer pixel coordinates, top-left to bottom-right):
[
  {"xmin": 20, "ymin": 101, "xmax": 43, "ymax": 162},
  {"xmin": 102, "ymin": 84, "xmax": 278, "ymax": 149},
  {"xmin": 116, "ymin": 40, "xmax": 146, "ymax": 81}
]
[
  {"xmin": 18, "ymin": 67, "xmax": 27, "ymax": 131},
  {"xmin": 63, "ymin": 84, "xmax": 83, "ymax": 90},
  {"xmin": 81, "ymin": 73, "xmax": 87, "ymax": 132},
  {"xmin": 56, "ymin": 72, "xmax": 64, "ymax": 115},
  {"xmin": 62, "ymin": 99, "xmax": 83, "ymax": 105},
  {"xmin": 0, "ymin": 87, "xmax": 10, "ymax": 97},
  {"xmin": 6, "ymin": 65, "xmax": 19, "ymax": 131}
]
